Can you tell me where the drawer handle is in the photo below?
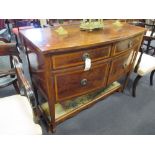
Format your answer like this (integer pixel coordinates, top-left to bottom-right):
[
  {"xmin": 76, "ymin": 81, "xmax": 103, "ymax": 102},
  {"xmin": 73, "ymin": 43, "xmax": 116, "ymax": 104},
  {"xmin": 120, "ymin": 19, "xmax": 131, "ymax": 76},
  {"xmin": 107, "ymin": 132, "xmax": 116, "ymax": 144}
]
[
  {"xmin": 80, "ymin": 79, "xmax": 88, "ymax": 86},
  {"xmin": 128, "ymin": 41, "xmax": 133, "ymax": 48},
  {"xmin": 82, "ymin": 53, "xmax": 90, "ymax": 61}
]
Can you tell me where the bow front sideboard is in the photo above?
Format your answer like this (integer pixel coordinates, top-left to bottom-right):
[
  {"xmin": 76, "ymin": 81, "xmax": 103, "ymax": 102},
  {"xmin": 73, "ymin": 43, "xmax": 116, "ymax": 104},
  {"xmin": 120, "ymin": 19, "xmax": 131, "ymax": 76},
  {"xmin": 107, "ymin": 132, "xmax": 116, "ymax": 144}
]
[{"xmin": 19, "ymin": 21, "xmax": 146, "ymax": 132}]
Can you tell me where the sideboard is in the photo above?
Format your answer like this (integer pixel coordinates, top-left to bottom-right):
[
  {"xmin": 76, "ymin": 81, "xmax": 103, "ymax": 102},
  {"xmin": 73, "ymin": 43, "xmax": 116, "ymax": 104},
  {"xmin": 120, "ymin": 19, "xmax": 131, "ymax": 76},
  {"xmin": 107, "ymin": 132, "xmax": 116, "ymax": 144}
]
[{"xmin": 19, "ymin": 20, "xmax": 146, "ymax": 132}]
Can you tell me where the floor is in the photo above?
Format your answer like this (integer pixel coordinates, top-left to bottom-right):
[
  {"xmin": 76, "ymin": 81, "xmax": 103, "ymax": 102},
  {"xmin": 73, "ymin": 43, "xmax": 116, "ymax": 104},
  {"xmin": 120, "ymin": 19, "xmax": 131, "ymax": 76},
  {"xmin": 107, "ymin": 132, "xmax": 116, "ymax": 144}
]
[{"xmin": 1, "ymin": 32, "xmax": 155, "ymax": 134}]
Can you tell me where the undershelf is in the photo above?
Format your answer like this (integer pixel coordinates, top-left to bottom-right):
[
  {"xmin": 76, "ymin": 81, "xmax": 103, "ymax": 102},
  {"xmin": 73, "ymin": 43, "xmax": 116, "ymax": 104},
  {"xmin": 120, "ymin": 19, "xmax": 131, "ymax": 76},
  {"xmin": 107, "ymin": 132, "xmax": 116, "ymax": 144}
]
[{"xmin": 40, "ymin": 81, "xmax": 121, "ymax": 125}]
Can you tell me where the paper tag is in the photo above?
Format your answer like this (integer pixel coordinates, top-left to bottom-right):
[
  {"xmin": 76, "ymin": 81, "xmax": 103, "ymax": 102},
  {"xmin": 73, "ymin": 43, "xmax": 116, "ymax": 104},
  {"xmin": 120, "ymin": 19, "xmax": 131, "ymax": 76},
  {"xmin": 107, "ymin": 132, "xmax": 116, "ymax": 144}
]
[{"xmin": 84, "ymin": 58, "xmax": 91, "ymax": 71}]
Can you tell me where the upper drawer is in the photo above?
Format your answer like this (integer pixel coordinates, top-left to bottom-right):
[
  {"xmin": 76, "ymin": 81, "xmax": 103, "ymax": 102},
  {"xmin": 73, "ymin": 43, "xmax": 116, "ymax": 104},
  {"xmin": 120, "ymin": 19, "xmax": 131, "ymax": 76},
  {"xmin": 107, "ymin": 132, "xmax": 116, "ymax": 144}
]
[
  {"xmin": 113, "ymin": 35, "xmax": 141, "ymax": 55},
  {"xmin": 51, "ymin": 45, "xmax": 111, "ymax": 69}
]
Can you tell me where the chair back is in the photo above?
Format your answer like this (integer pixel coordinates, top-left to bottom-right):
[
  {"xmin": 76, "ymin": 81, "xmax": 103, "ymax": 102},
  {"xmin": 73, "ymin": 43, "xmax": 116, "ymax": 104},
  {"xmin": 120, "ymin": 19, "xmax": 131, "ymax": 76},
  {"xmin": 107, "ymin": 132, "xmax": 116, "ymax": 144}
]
[
  {"xmin": 144, "ymin": 20, "xmax": 155, "ymax": 36},
  {"xmin": 0, "ymin": 43, "xmax": 18, "ymax": 56},
  {"xmin": 0, "ymin": 42, "xmax": 19, "ymax": 70}
]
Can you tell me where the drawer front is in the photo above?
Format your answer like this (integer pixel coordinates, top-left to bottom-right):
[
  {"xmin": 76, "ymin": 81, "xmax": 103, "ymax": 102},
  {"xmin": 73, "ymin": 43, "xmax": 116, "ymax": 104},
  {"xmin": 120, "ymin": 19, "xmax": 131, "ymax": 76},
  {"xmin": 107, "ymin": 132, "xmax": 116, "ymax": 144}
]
[
  {"xmin": 54, "ymin": 61, "xmax": 110, "ymax": 101},
  {"xmin": 52, "ymin": 45, "xmax": 111, "ymax": 69},
  {"xmin": 113, "ymin": 35, "xmax": 141, "ymax": 55},
  {"xmin": 108, "ymin": 50, "xmax": 135, "ymax": 84}
]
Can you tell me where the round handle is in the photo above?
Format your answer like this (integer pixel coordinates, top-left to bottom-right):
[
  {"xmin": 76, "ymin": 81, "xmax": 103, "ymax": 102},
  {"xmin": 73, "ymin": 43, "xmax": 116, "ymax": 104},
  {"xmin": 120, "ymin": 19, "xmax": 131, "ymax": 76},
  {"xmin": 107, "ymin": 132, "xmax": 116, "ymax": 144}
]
[
  {"xmin": 80, "ymin": 79, "xmax": 88, "ymax": 86},
  {"xmin": 128, "ymin": 41, "xmax": 133, "ymax": 48},
  {"xmin": 82, "ymin": 53, "xmax": 90, "ymax": 61}
]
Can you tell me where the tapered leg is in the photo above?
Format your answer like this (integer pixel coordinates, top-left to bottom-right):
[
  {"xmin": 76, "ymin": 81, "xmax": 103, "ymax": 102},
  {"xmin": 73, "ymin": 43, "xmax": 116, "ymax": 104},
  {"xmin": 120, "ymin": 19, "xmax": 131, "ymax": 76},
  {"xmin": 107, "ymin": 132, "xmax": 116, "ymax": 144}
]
[
  {"xmin": 49, "ymin": 125, "xmax": 56, "ymax": 133},
  {"xmin": 14, "ymin": 34, "xmax": 19, "ymax": 46},
  {"xmin": 150, "ymin": 70, "xmax": 155, "ymax": 86},
  {"xmin": 132, "ymin": 75, "xmax": 142, "ymax": 97},
  {"xmin": 33, "ymin": 85, "xmax": 39, "ymax": 105},
  {"xmin": 146, "ymin": 40, "xmax": 151, "ymax": 54},
  {"xmin": 13, "ymin": 80, "xmax": 20, "ymax": 94},
  {"xmin": 30, "ymin": 84, "xmax": 40, "ymax": 124},
  {"xmin": 151, "ymin": 49, "xmax": 155, "ymax": 56},
  {"xmin": 122, "ymin": 72, "xmax": 130, "ymax": 92}
]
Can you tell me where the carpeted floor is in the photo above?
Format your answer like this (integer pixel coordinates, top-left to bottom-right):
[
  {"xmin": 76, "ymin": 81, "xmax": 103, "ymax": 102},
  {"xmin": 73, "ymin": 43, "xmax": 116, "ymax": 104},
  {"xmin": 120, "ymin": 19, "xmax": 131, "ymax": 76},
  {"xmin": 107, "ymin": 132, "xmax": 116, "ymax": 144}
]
[{"xmin": 0, "ymin": 48, "xmax": 155, "ymax": 135}]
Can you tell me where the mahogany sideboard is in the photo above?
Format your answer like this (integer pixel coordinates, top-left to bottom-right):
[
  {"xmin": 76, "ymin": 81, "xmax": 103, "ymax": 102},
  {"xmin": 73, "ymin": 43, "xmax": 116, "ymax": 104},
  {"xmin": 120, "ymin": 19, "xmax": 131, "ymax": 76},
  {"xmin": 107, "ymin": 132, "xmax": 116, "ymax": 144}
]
[{"xmin": 19, "ymin": 21, "xmax": 146, "ymax": 133}]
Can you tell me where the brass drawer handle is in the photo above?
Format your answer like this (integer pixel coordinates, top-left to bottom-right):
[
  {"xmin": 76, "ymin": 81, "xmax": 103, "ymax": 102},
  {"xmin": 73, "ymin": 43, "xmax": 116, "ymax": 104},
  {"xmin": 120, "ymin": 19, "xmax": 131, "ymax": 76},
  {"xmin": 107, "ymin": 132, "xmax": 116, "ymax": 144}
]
[
  {"xmin": 82, "ymin": 53, "xmax": 90, "ymax": 61},
  {"xmin": 80, "ymin": 79, "xmax": 88, "ymax": 86},
  {"xmin": 128, "ymin": 41, "xmax": 133, "ymax": 48}
]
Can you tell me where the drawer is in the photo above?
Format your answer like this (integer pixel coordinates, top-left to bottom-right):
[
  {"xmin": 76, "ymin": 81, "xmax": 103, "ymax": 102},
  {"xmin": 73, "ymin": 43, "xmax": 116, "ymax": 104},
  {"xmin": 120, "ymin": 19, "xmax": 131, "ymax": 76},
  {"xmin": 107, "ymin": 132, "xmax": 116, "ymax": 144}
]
[
  {"xmin": 113, "ymin": 35, "xmax": 141, "ymax": 55},
  {"xmin": 54, "ymin": 60, "xmax": 110, "ymax": 101},
  {"xmin": 52, "ymin": 45, "xmax": 111, "ymax": 69},
  {"xmin": 108, "ymin": 50, "xmax": 135, "ymax": 84}
]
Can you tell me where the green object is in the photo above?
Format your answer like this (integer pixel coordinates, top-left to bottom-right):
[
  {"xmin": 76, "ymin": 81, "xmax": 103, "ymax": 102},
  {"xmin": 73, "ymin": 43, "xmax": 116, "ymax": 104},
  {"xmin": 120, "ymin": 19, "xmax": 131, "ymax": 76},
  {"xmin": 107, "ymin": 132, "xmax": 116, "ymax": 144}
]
[
  {"xmin": 58, "ymin": 19, "xmax": 64, "ymax": 24},
  {"xmin": 80, "ymin": 19, "xmax": 104, "ymax": 31},
  {"xmin": 113, "ymin": 20, "xmax": 123, "ymax": 27},
  {"xmin": 55, "ymin": 26, "xmax": 68, "ymax": 35}
]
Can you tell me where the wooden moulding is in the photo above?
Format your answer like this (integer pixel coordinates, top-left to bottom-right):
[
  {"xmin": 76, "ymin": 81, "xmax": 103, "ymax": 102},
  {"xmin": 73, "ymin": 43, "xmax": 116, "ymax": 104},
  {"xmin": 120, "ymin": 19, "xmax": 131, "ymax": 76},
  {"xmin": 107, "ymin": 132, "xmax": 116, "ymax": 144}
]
[{"xmin": 40, "ymin": 81, "xmax": 121, "ymax": 125}]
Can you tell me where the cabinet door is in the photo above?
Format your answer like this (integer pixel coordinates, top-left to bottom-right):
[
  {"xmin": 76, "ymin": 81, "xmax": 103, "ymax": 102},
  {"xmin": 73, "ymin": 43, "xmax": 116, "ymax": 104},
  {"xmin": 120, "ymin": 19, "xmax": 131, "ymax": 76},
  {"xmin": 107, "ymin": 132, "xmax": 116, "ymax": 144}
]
[{"xmin": 108, "ymin": 49, "xmax": 136, "ymax": 84}]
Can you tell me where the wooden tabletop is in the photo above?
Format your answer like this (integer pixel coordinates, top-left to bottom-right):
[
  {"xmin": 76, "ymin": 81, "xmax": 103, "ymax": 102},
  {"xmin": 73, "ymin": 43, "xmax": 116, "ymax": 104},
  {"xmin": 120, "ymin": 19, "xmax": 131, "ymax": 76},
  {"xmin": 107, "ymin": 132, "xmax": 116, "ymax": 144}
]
[{"xmin": 19, "ymin": 20, "xmax": 146, "ymax": 54}]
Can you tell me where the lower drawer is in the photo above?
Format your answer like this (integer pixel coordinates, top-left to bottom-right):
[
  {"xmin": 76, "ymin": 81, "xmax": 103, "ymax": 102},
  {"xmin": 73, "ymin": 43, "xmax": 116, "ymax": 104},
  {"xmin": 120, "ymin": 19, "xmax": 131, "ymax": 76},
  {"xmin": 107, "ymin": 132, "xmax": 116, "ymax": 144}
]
[
  {"xmin": 108, "ymin": 50, "xmax": 134, "ymax": 84},
  {"xmin": 54, "ymin": 60, "xmax": 110, "ymax": 101}
]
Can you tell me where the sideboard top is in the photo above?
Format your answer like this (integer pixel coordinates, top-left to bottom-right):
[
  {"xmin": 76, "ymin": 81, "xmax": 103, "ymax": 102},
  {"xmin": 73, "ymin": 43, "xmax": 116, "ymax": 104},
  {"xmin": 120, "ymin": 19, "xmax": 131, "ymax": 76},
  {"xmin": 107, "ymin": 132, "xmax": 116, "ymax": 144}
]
[{"xmin": 20, "ymin": 20, "xmax": 146, "ymax": 54}]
